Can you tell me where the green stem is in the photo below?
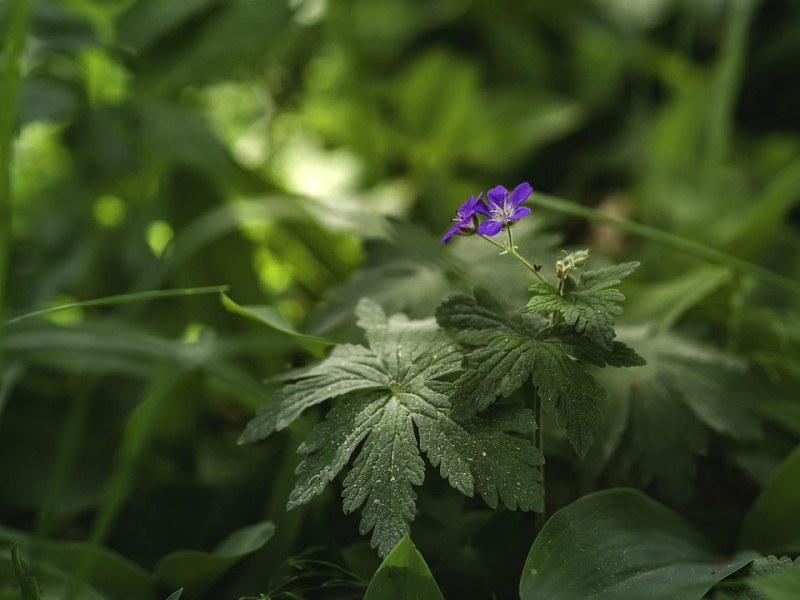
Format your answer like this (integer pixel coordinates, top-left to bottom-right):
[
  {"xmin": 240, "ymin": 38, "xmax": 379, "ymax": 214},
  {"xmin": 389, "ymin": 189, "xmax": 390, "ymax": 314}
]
[
  {"xmin": 534, "ymin": 277, "xmax": 566, "ymax": 534},
  {"xmin": 479, "ymin": 232, "xmax": 552, "ymax": 287},
  {"xmin": 534, "ymin": 389, "xmax": 545, "ymax": 534},
  {"xmin": 482, "ymin": 227, "xmax": 554, "ymax": 534}
]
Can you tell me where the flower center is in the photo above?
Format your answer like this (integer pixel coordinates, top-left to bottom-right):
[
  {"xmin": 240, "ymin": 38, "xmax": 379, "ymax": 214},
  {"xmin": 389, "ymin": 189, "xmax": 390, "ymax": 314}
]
[{"xmin": 490, "ymin": 198, "xmax": 511, "ymax": 222}]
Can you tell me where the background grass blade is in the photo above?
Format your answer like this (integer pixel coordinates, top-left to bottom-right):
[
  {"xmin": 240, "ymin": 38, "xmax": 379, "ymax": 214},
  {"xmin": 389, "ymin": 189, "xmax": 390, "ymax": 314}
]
[
  {"xmin": 0, "ymin": 0, "xmax": 32, "ymax": 407},
  {"xmin": 4, "ymin": 285, "xmax": 230, "ymax": 326},
  {"xmin": 532, "ymin": 193, "xmax": 800, "ymax": 296},
  {"xmin": 10, "ymin": 541, "xmax": 41, "ymax": 600}
]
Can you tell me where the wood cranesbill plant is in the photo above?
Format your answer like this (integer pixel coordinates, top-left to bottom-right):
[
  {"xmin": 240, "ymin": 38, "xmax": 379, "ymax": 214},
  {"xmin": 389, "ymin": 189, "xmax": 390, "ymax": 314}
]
[{"xmin": 239, "ymin": 182, "xmax": 645, "ymax": 556}]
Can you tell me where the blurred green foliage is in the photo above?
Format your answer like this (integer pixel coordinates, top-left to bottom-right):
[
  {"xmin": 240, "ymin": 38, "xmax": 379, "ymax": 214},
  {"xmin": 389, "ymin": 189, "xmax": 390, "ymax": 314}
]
[{"xmin": 0, "ymin": 0, "xmax": 799, "ymax": 598}]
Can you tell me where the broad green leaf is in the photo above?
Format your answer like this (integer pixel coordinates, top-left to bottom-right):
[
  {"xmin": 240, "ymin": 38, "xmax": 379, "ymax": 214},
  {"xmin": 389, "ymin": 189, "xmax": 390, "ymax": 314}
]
[
  {"xmin": 519, "ymin": 488, "xmax": 756, "ymax": 600},
  {"xmin": 524, "ymin": 262, "xmax": 639, "ymax": 350},
  {"xmin": 740, "ymin": 445, "xmax": 800, "ymax": 555},
  {"xmin": 156, "ymin": 521, "xmax": 275, "ymax": 597},
  {"xmin": 241, "ymin": 299, "xmax": 543, "ymax": 555},
  {"xmin": 221, "ymin": 292, "xmax": 335, "ymax": 357},
  {"xmin": 436, "ymin": 290, "xmax": 643, "ymax": 457},
  {"xmin": 363, "ymin": 535, "xmax": 444, "ymax": 600},
  {"xmin": 0, "ymin": 528, "xmax": 158, "ymax": 600}
]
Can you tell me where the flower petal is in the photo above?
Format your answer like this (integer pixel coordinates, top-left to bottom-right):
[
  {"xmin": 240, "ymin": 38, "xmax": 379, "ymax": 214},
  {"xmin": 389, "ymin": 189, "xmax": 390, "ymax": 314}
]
[
  {"xmin": 508, "ymin": 206, "xmax": 531, "ymax": 221},
  {"xmin": 477, "ymin": 219, "xmax": 504, "ymax": 236},
  {"xmin": 486, "ymin": 185, "xmax": 508, "ymax": 207},
  {"xmin": 509, "ymin": 182, "xmax": 532, "ymax": 207},
  {"xmin": 475, "ymin": 201, "xmax": 491, "ymax": 216},
  {"xmin": 440, "ymin": 223, "xmax": 462, "ymax": 244},
  {"xmin": 463, "ymin": 193, "xmax": 484, "ymax": 215}
]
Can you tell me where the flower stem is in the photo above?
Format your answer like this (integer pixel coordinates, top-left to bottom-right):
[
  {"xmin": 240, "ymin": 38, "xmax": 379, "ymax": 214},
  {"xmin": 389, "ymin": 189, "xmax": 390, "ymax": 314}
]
[
  {"xmin": 481, "ymin": 227, "xmax": 552, "ymax": 533},
  {"xmin": 534, "ymin": 389, "xmax": 545, "ymax": 533},
  {"xmin": 479, "ymin": 232, "xmax": 552, "ymax": 286}
]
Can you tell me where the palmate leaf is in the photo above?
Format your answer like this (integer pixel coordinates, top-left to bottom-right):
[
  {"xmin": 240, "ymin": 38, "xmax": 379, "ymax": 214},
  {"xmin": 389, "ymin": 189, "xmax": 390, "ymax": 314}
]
[
  {"xmin": 591, "ymin": 326, "xmax": 762, "ymax": 500},
  {"xmin": 436, "ymin": 290, "xmax": 644, "ymax": 458},
  {"xmin": 524, "ymin": 262, "xmax": 639, "ymax": 350},
  {"xmin": 240, "ymin": 299, "xmax": 543, "ymax": 556}
]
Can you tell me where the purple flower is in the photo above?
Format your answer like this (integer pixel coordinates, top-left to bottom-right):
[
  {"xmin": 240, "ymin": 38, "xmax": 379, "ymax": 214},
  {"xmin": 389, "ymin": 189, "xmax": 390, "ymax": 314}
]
[
  {"xmin": 476, "ymin": 182, "xmax": 532, "ymax": 236},
  {"xmin": 440, "ymin": 193, "xmax": 484, "ymax": 244}
]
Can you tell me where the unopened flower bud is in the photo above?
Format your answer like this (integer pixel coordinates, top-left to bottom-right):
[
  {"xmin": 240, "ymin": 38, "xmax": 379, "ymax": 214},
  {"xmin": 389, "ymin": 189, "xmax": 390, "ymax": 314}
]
[{"xmin": 556, "ymin": 249, "xmax": 590, "ymax": 278}]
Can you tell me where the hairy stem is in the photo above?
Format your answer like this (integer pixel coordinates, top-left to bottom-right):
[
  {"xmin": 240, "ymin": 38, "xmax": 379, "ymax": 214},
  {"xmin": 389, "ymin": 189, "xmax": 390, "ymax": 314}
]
[
  {"xmin": 479, "ymin": 231, "xmax": 552, "ymax": 287},
  {"xmin": 534, "ymin": 386, "xmax": 545, "ymax": 534}
]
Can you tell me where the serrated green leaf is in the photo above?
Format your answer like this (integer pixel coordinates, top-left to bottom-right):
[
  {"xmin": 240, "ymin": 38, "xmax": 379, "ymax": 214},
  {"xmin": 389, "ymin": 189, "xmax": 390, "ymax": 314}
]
[
  {"xmin": 238, "ymin": 344, "xmax": 390, "ymax": 444},
  {"xmin": 748, "ymin": 561, "xmax": 800, "ymax": 600},
  {"xmin": 437, "ymin": 291, "xmax": 641, "ymax": 457},
  {"xmin": 242, "ymin": 298, "xmax": 544, "ymax": 556},
  {"xmin": 461, "ymin": 406, "xmax": 544, "ymax": 511},
  {"xmin": 342, "ymin": 397, "xmax": 426, "ymax": 557},
  {"xmin": 450, "ymin": 337, "xmax": 538, "ymax": 417},
  {"xmin": 533, "ymin": 344, "xmax": 606, "ymax": 458},
  {"xmin": 288, "ymin": 392, "xmax": 386, "ymax": 509},
  {"xmin": 363, "ymin": 535, "xmax": 445, "ymax": 600},
  {"xmin": 413, "ymin": 408, "xmax": 476, "ymax": 497},
  {"xmin": 750, "ymin": 556, "xmax": 796, "ymax": 578},
  {"xmin": 437, "ymin": 287, "xmax": 545, "ymax": 343},
  {"xmin": 625, "ymin": 381, "xmax": 709, "ymax": 499},
  {"xmin": 524, "ymin": 262, "xmax": 639, "ymax": 350},
  {"xmin": 547, "ymin": 324, "xmax": 646, "ymax": 368},
  {"xmin": 356, "ymin": 296, "xmax": 390, "ymax": 331}
]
